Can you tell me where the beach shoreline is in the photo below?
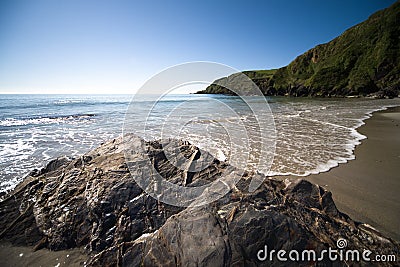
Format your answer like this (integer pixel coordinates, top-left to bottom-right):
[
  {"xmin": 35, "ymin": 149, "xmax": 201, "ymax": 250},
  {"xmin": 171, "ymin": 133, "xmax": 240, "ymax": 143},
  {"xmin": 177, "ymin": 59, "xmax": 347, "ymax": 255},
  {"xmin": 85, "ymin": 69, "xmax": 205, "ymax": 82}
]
[
  {"xmin": 0, "ymin": 105, "xmax": 399, "ymax": 266},
  {"xmin": 301, "ymin": 106, "xmax": 400, "ymax": 241}
]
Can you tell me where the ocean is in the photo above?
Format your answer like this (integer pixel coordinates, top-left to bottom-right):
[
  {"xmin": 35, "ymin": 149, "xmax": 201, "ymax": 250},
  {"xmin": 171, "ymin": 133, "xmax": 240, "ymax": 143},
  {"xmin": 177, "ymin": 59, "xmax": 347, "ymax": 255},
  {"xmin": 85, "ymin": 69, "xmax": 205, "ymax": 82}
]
[{"xmin": 1, "ymin": 94, "xmax": 399, "ymax": 193}]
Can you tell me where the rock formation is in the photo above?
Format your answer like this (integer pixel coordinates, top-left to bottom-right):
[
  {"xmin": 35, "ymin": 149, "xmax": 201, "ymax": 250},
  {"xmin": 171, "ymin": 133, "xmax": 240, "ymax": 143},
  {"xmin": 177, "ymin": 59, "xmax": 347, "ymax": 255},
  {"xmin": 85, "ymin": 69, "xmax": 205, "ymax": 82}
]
[{"xmin": 0, "ymin": 134, "xmax": 399, "ymax": 266}]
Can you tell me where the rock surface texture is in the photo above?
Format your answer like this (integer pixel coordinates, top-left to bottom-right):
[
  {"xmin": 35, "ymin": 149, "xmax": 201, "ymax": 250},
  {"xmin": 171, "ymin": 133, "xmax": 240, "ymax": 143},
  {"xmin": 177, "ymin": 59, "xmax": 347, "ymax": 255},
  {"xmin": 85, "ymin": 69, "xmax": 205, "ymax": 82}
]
[{"xmin": 0, "ymin": 134, "xmax": 399, "ymax": 266}]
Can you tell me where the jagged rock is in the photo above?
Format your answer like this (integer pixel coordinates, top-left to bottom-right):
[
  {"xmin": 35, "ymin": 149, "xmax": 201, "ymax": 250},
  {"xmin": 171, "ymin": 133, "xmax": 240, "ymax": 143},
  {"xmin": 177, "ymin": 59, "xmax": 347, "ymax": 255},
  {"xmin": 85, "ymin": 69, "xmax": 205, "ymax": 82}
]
[
  {"xmin": 141, "ymin": 207, "xmax": 230, "ymax": 267},
  {"xmin": 371, "ymin": 86, "xmax": 400, "ymax": 99},
  {"xmin": 0, "ymin": 134, "xmax": 399, "ymax": 266}
]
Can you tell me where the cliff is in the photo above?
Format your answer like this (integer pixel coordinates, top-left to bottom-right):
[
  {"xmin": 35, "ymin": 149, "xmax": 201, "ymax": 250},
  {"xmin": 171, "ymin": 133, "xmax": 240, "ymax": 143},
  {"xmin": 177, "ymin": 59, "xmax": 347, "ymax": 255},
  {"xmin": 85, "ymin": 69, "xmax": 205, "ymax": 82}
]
[{"xmin": 198, "ymin": 1, "xmax": 400, "ymax": 97}]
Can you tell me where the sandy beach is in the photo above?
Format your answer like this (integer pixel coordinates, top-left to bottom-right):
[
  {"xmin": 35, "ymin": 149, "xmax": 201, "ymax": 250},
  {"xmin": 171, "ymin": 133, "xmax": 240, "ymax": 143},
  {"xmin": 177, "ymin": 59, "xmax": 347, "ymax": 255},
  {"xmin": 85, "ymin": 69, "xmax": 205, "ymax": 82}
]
[
  {"xmin": 305, "ymin": 106, "xmax": 400, "ymax": 241},
  {"xmin": 0, "ymin": 242, "xmax": 88, "ymax": 267}
]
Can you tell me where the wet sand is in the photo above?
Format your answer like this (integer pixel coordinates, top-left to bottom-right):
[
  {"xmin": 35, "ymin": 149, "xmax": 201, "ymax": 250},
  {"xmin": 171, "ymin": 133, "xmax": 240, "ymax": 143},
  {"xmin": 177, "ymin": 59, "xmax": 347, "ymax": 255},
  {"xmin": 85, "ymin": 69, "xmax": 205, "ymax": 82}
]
[
  {"xmin": 0, "ymin": 242, "xmax": 89, "ymax": 266},
  {"xmin": 306, "ymin": 106, "xmax": 400, "ymax": 241}
]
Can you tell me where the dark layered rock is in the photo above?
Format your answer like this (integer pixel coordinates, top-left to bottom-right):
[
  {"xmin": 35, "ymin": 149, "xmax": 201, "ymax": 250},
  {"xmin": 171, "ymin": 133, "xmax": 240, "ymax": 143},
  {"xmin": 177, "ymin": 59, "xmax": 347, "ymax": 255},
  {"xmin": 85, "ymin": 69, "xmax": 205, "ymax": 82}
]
[{"xmin": 0, "ymin": 135, "xmax": 399, "ymax": 266}]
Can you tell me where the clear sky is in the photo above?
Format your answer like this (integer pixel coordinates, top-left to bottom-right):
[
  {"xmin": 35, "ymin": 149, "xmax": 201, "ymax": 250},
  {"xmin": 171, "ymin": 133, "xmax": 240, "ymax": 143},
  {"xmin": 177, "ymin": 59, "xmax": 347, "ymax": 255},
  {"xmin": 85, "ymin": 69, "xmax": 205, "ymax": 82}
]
[{"xmin": 0, "ymin": 0, "xmax": 396, "ymax": 94}]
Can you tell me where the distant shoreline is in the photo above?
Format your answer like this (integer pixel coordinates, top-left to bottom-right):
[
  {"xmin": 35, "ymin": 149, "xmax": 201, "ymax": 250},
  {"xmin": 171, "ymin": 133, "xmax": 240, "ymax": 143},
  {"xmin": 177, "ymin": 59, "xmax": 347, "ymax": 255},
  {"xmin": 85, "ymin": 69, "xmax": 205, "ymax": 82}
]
[{"xmin": 195, "ymin": 91, "xmax": 400, "ymax": 99}]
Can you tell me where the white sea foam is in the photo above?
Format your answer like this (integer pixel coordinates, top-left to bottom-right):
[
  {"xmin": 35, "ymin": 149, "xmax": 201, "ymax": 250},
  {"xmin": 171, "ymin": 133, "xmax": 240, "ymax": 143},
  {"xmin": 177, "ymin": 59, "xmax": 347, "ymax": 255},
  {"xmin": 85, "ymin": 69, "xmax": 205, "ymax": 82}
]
[
  {"xmin": 261, "ymin": 102, "xmax": 399, "ymax": 177},
  {"xmin": 1, "ymin": 95, "xmax": 400, "ymax": 193},
  {"xmin": 54, "ymin": 99, "xmax": 83, "ymax": 105},
  {"xmin": 0, "ymin": 114, "xmax": 95, "ymax": 127}
]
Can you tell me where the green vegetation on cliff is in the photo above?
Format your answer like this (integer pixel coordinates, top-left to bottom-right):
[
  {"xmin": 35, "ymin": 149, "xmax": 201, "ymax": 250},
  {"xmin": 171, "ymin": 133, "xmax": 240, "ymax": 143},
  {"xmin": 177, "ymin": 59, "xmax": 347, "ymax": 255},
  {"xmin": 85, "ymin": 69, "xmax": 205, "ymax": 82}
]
[
  {"xmin": 198, "ymin": 1, "xmax": 400, "ymax": 97},
  {"xmin": 200, "ymin": 69, "xmax": 277, "ymax": 95}
]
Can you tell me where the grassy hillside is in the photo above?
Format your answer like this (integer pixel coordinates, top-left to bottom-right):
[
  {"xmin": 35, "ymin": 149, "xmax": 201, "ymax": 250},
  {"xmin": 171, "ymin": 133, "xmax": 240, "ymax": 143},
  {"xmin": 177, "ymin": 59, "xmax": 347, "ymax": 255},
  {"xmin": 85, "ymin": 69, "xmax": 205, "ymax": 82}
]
[
  {"xmin": 198, "ymin": 1, "xmax": 400, "ymax": 97},
  {"xmin": 198, "ymin": 69, "xmax": 277, "ymax": 95}
]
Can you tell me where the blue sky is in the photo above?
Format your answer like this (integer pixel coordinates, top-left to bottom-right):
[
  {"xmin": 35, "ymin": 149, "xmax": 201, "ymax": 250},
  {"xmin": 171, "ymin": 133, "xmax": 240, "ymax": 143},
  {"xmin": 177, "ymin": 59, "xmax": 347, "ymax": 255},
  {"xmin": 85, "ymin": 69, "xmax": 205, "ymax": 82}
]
[{"xmin": 0, "ymin": 0, "xmax": 396, "ymax": 94}]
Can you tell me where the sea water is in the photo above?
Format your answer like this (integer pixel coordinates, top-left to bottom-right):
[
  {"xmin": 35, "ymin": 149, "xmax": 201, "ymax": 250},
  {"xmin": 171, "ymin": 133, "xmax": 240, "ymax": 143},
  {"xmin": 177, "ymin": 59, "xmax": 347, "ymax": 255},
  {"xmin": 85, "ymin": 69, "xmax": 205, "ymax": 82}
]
[{"xmin": 1, "ymin": 94, "xmax": 399, "ymax": 192}]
